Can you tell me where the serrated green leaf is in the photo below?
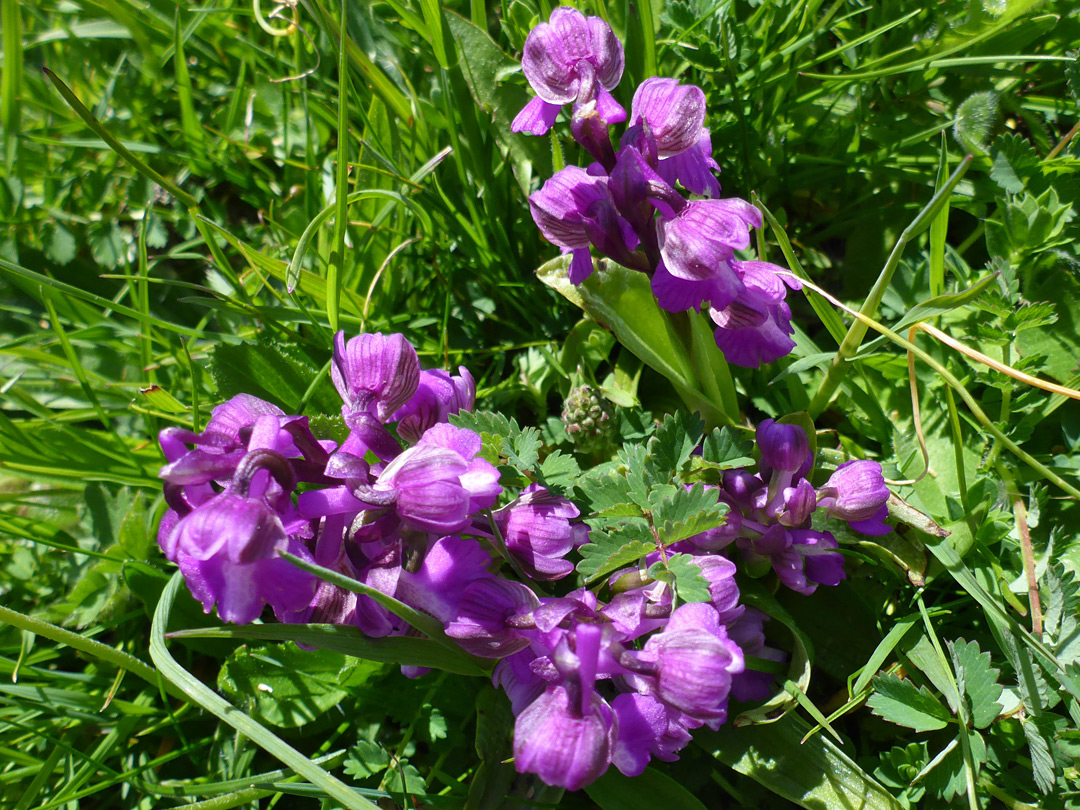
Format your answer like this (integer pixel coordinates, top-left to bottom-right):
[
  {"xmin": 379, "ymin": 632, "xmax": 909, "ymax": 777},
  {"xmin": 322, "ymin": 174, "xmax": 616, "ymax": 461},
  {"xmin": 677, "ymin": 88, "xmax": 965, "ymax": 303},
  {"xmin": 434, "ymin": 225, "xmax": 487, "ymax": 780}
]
[
  {"xmin": 384, "ymin": 762, "xmax": 425, "ymax": 794},
  {"xmin": 867, "ymin": 674, "xmax": 951, "ymax": 732},
  {"xmin": 44, "ymin": 222, "xmax": 77, "ymax": 265},
  {"xmin": 505, "ymin": 426, "xmax": 540, "ymax": 471},
  {"xmin": 88, "ymin": 222, "xmax": 130, "ymax": 268},
  {"xmin": 645, "ymin": 411, "xmax": 704, "ymax": 482},
  {"xmin": 576, "ymin": 469, "xmax": 636, "ymax": 516},
  {"xmin": 645, "ymin": 484, "xmax": 679, "ymax": 510},
  {"xmin": 450, "ymin": 410, "xmax": 520, "ymax": 465},
  {"xmin": 648, "ymin": 553, "xmax": 710, "ymax": 603},
  {"xmin": 449, "ymin": 409, "xmax": 517, "ymax": 440},
  {"xmin": 989, "ymin": 132, "xmax": 1040, "ymax": 194},
  {"xmin": 145, "ymin": 215, "xmax": 169, "ymax": 249},
  {"xmin": 344, "ymin": 739, "xmax": 390, "ymax": 779},
  {"xmin": 700, "ymin": 426, "xmax": 755, "ymax": 469},
  {"xmin": 616, "ymin": 442, "xmax": 652, "ymax": 509},
  {"xmin": 1043, "ymin": 563, "xmax": 1080, "ymax": 667},
  {"xmin": 1023, "ymin": 714, "xmax": 1057, "ymax": 794},
  {"xmin": 537, "ymin": 450, "xmax": 580, "ymax": 493},
  {"xmin": 652, "ymin": 483, "xmax": 729, "ymax": 546},
  {"xmin": 577, "ymin": 519, "xmax": 655, "ymax": 581},
  {"xmin": 949, "ymin": 639, "xmax": 1003, "ymax": 729}
]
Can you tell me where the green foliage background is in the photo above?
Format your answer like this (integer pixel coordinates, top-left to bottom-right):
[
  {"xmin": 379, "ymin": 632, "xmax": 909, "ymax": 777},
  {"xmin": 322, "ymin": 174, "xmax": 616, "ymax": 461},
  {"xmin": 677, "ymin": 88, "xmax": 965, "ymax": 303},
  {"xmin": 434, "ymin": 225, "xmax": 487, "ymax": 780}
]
[{"xmin": 1, "ymin": 0, "xmax": 1079, "ymax": 807}]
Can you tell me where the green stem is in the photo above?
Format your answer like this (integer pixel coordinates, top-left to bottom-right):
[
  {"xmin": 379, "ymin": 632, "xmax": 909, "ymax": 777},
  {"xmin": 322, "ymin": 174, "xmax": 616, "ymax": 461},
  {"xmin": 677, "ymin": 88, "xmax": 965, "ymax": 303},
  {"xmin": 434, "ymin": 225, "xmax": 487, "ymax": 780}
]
[
  {"xmin": 328, "ymin": 0, "xmax": 351, "ymax": 332},
  {"xmin": 149, "ymin": 573, "xmax": 380, "ymax": 810},
  {"xmin": 809, "ymin": 156, "xmax": 972, "ymax": 417}
]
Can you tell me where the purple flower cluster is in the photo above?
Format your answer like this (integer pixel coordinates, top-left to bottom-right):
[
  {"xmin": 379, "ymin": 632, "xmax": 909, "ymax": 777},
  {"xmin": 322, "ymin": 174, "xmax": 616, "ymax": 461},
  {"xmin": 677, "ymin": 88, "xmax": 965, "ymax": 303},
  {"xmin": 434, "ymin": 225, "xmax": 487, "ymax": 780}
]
[
  {"xmin": 706, "ymin": 420, "xmax": 892, "ymax": 596},
  {"xmin": 513, "ymin": 7, "xmax": 801, "ymax": 367},
  {"xmin": 158, "ymin": 332, "xmax": 892, "ymax": 792},
  {"xmin": 494, "ymin": 570, "xmax": 754, "ymax": 790}
]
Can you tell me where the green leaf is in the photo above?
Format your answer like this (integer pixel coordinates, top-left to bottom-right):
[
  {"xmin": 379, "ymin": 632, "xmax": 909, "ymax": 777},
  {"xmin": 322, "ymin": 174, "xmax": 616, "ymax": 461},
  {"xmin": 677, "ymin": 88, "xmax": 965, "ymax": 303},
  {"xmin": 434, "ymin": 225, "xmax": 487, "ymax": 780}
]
[
  {"xmin": 904, "ymin": 633, "xmax": 961, "ymax": 714},
  {"xmin": 384, "ymin": 762, "xmax": 426, "ymax": 794},
  {"xmin": 537, "ymin": 256, "xmax": 724, "ymax": 426},
  {"xmin": 537, "ymin": 450, "xmax": 580, "ymax": 493},
  {"xmin": 648, "ymin": 553, "xmax": 710, "ymax": 603},
  {"xmin": 920, "ymin": 735, "xmax": 973, "ymax": 802},
  {"xmin": 505, "ymin": 426, "xmax": 541, "ymax": 471},
  {"xmin": 586, "ymin": 765, "xmax": 708, "ymax": 810},
  {"xmin": 615, "ymin": 442, "xmax": 653, "ymax": 510},
  {"xmin": 217, "ymin": 643, "xmax": 356, "ymax": 728},
  {"xmin": 1043, "ymin": 563, "xmax": 1080, "ymax": 667},
  {"xmin": 989, "ymin": 132, "xmax": 1040, "ymax": 194},
  {"xmin": 1023, "ymin": 713, "xmax": 1057, "ymax": 794},
  {"xmin": 888, "ymin": 272, "xmax": 1000, "ymax": 333},
  {"xmin": 701, "ymin": 426, "xmax": 755, "ymax": 469},
  {"xmin": 645, "ymin": 411, "xmax": 704, "ymax": 482},
  {"xmin": 948, "ymin": 639, "xmax": 1003, "ymax": 729},
  {"xmin": 444, "ymin": 11, "xmax": 550, "ymax": 196},
  {"xmin": 88, "ymin": 222, "xmax": 129, "ymax": 268},
  {"xmin": 577, "ymin": 519, "xmax": 655, "ymax": 582},
  {"xmin": 867, "ymin": 674, "xmax": 951, "ymax": 732},
  {"xmin": 210, "ymin": 339, "xmax": 337, "ymax": 414},
  {"xmin": 652, "ymin": 483, "xmax": 729, "ymax": 546},
  {"xmin": 449, "ymin": 410, "xmax": 537, "ymax": 471},
  {"xmin": 344, "ymin": 740, "xmax": 390, "ymax": 780},
  {"xmin": 705, "ymin": 713, "xmax": 904, "ymax": 810},
  {"xmin": 44, "ymin": 222, "xmax": 77, "ymax": 265},
  {"xmin": 575, "ymin": 469, "xmax": 642, "ymax": 518}
]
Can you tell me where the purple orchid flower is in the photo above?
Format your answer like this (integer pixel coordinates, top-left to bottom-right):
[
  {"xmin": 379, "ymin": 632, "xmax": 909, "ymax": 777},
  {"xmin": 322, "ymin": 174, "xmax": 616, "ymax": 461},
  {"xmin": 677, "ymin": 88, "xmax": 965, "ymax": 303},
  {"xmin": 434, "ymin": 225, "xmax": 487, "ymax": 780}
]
[
  {"xmin": 390, "ymin": 366, "xmax": 475, "ymax": 445},
  {"xmin": 818, "ymin": 460, "xmax": 891, "ymax": 535},
  {"xmin": 493, "ymin": 484, "xmax": 589, "ymax": 580},
  {"xmin": 513, "ymin": 623, "xmax": 618, "ymax": 790},
  {"xmin": 512, "ymin": 7, "xmax": 626, "ymax": 137},
  {"xmin": 529, "ymin": 165, "xmax": 641, "ymax": 284},
  {"xmin": 654, "ymin": 198, "xmax": 762, "ymax": 311},
  {"xmin": 163, "ymin": 448, "xmax": 317, "ymax": 624},
  {"xmin": 709, "ymin": 260, "xmax": 801, "ymax": 368},
  {"xmin": 332, "ymin": 331, "xmax": 420, "ymax": 424},
  {"xmin": 628, "ymin": 78, "xmax": 721, "ymax": 197},
  {"xmin": 360, "ymin": 423, "xmax": 500, "ymax": 534}
]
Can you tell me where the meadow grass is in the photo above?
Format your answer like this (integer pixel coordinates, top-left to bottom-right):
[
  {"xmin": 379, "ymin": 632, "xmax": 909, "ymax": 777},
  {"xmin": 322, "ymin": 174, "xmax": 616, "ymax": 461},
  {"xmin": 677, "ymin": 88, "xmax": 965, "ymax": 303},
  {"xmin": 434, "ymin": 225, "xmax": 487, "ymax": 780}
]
[{"xmin": 1, "ymin": 0, "xmax": 1079, "ymax": 807}]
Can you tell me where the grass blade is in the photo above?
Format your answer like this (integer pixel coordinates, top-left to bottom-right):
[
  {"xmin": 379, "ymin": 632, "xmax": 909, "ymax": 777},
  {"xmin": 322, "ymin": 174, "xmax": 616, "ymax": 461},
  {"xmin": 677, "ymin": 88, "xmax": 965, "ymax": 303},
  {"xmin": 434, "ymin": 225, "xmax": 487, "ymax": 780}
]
[{"xmin": 149, "ymin": 572, "xmax": 380, "ymax": 810}]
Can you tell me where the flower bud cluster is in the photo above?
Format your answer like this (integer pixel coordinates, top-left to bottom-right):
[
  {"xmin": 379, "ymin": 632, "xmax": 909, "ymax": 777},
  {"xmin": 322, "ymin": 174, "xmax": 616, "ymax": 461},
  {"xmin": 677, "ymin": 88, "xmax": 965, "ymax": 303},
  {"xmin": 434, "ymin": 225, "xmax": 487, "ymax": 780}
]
[
  {"xmin": 513, "ymin": 7, "xmax": 800, "ymax": 367},
  {"xmin": 158, "ymin": 331, "xmax": 891, "ymax": 792}
]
